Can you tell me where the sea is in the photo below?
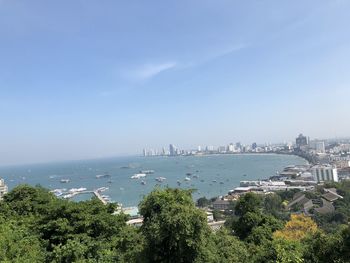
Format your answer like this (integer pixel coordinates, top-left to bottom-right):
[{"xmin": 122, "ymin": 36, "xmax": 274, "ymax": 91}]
[{"xmin": 0, "ymin": 154, "xmax": 307, "ymax": 207}]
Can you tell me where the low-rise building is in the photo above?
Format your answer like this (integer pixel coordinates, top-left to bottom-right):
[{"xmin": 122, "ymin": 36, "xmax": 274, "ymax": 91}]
[{"xmin": 212, "ymin": 199, "xmax": 231, "ymax": 210}]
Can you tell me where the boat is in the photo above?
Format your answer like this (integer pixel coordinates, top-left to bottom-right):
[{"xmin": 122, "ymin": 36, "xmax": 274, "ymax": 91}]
[
  {"xmin": 140, "ymin": 170, "xmax": 155, "ymax": 174},
  {"xmin": 177, "ymin": 180, "xmax": 181, "ymax": 186},
  {"xmin": 97, "ymin": 187, "xmax": 109, "ymax": 192},
  {"xmin": 141, "ymin": 180, "xmax": 146, "ymax": 185},
  {"xmin": 60, "ymin": 179, "xmax": 70, "ymax": 183},
  {"xmin": 96, "ymin": 173, "xmax": 111, "ymax": 179},
  {"xmin": 68, "ymin": 187, "xmax": 87, "ymax": 193},
  {"xmin": 184, "ymin": 177, "xmax": 191, "ymax": 181},
  {"xmin": 200, "ymin": 179, "xmax": 205, "ymax": 182},
  {"xmin": 212, "ymin": 180, "xmax": 217, "ymax": 183},
  {"xmin": 186, "ymin": 173, "xmax": 192, "ymax": 176},
  {"xmin": 155, "ymin": 177, "xmax": 166, "ymax": 182},
  {"xmin": 193, "ymin": 175, "xmax": 199, "ymax": 179},
  {"xmin": 220, "ymin": 182, "xmax": 224, "ymax": 184},
  {"xmin": 131, "ymin": 173, "xmax": 146, "ymax": 179},
  {"xmin": 107, "ymin": 180, "xmax": 113, "ymax": 184},
  {"xmin": 62, "ymin": 193, "xmax": 74, "ymax": 199}
]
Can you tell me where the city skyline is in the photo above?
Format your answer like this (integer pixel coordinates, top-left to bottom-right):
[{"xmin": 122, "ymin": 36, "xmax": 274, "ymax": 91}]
[{"xmin": 1, "ymin": 1, "xmax": 350, "ymax": 165}]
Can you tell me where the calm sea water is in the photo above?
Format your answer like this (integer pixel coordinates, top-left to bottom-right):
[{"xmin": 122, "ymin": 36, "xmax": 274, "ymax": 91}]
[{"xmin": 0, "ymin": 154, "xmax": 306, "ymax": 206}]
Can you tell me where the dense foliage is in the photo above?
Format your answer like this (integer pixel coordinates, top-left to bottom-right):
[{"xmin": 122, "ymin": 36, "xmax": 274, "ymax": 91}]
[{"xmin": 1, "ymin": 184, "xmax": 350, "ymax": 262}]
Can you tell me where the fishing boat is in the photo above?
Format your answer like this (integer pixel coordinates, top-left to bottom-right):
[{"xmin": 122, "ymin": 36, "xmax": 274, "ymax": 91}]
[{"xmin": 185, "ymin": 177, "xmax": 191, "ymax": 181}]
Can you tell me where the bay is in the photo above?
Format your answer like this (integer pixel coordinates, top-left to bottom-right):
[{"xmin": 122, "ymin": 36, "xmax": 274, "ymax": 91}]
[{"xmin": 0, "ymin": 154, "xmax": 307, "ymax": 207}]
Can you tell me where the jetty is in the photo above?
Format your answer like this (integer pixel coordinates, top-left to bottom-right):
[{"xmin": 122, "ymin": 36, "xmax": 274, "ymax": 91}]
[{"xmin": 93, "ymin": 190, "xmax": 108, "ymax": 205}]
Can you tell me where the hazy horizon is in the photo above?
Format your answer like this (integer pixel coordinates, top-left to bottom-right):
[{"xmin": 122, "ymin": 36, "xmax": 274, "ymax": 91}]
[{"xmin": 1, "ymin": 1, "xmax": 350, "ymax": 165}]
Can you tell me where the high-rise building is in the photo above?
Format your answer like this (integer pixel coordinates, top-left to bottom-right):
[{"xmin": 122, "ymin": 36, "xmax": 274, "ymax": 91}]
[
  {"xmin": 197, "ymin": 145, "xmax": 202, "ymax": 152},
  {"xmin": 310, "ymin": 140, "xmax": 326, "ymax": 154},
  {"xmin": 296, "ymin": 134, "xmax": 308, "ymax": 148},
  {"xmin": 0, "ymin": 178, "xmax": 8, "ymax": 200},
  {"xmin": 218, "ymin": 146, "xmax": 226, "ymax": 153},
  {"xmin": 143, "ymin": 149, "xmax": 147, "ymax": 157},
  {"xmin": 311, "ymin": 165, "xmax": 338, "ymax": 182},
  {"xmin": 169, "ymin": 144, "xmax": 177, "ymax": 156},
  {"xmin": 252, "ymin": 142, "xmax": 257, "ymax": 150},
  {"xmin": 227, "ymin": 143, "xmax": 234, "ymax": 152}
]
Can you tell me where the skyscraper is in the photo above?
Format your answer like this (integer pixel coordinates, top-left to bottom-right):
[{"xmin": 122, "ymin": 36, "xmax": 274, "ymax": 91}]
[
  {"xmin": 296, "ymin": 134, "xmax": 308, "ymax": 148},
  {"xmin": 169, "ymin": 144, "xmax": 177, "ymax": 156}
]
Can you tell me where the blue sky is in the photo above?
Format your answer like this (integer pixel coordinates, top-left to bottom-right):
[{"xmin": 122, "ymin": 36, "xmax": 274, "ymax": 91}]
[{"xmin": 1, "ymin": 0, "xmax": 350, "ymax": 165}]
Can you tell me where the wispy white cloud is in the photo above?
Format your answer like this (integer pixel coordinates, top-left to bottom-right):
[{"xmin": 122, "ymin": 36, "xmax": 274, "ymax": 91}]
[
  {"xmin": 126, "ymin": 62, "xmax": 177, "ymax": 81},
  {"xmin": 121, "ymin": 43, "xmax": 246, "ymax": 82},
  {"xmin": 178, "ymin": 43, "xmax": 248, "ymax": 69}
]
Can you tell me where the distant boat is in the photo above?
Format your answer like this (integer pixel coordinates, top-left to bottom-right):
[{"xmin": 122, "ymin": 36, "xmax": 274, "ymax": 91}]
[
  {"xmin": 60, "ymin": 179, "xmax": 70, "ymax": 183},
  {"xmin": 140, "ymin": 170, "xmax": 155, "ymax": 174},
  {"xmin": 243, "ymin": 174, "xmax": 247, "ymax": 177},
  {"xmin": 155, "ymin": 177, "xmax": 166, "ymax": 182},
  {"xmin": 185, "ymin": 177, "xmax": 191, "ymax": 181},
  {"xmin": 131, "ymin": 173, "xmax": 146, "ymax": 179},
  {"xmin": 141, "ymin": 180, "xmax": 146, "ymax": 185},
  {"xmin": 200, "ymin": 179, "xmax": 205, "ymax": 182},
  {"xmin": 186, "ymin": 173, "xmax": 192, "ymax": 176},
  {"xmin": 212, "ymin": 180, "xmax": 217, "ymax": 183},
  {"xmin": 96, "ymin": 173, "xmax": 111, "ymax": 179},
  {"xmin": 220, "ymin": 182, "xmax": 224, "ymax": 184},
  {"xmin": 177, "ymin": 180, "xmax": 181, "ymax": 186},
  {"xmin": 107, "ymin": 180, "xmax": 113, "ymax": 184},
  {"xmin": 193, "ymin": 175, "xmax": 199, "ymax": 179}
]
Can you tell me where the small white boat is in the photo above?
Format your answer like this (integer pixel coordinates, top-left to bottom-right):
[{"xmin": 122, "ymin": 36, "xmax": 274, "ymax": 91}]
[
  {"xmin": 140, "ymin": 170, "xmax": 155, "ymax": 174},
  {"xmin": 131, "ymin": 173, "xmax": 146, "ymax": 179},
  {"xmin": 62, "ymin": 193, "xmax": 74, "ymax": 199},
  {"xmin": 155, "ymin": 177, "xmax": 166, "ymax": 182},
  {"xmin": 185, "ymin": 177, "xmax": 191, "ymax": 181},
  {"xmin": 60, "ymin": 179, "xmax": 70, "ymax": 183}
]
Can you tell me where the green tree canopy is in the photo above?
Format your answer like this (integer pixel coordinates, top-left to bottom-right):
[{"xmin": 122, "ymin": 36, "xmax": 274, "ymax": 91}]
[{"xmin": 139, "ymin": 188, "xmax": 210, "ymax": 263}]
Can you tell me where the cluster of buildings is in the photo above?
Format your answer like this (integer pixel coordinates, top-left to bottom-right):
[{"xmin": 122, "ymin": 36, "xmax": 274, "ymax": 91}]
[
  {"xmin": 143, "ymin": 142, "xmax": 293, "ymax": 157},
  {"xmin": 211, "ymin": 133, "xmax": 350, "ymax": 213}
]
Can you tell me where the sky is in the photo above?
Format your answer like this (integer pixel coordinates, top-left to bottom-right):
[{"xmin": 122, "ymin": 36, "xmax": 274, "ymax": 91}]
[{"xmin": 1, "ymin": 0, "xmax": 350, "ymax": 165}]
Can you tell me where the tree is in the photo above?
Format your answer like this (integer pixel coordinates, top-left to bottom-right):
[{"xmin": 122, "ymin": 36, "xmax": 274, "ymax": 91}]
[
  {"xmin": 264, "ymin": 193, "xmax": 282, "ymax": 215},
  {"xmin": 0, "ymin": 219, "xmax": 45, "ymax": 263},
  {"xmin": 207, "ymin": 229, "xmax": 248, "ymax": 263},
  {"xmin": 274, "ymin": 214, "xmax": 317, "ymax": 241},
  {"xmin": 139, "ymin": 188, "xmax": 210, "ymax": 263},
  {"xmin": 3, "ymin": 184, "xmax": 55, "ymax": 216},
  {"xmin": 234, "ymin": 192, "xmax": 262, "ymax": 216},
  {"xmin": 197, "ymin": 196, "xmax": 210, "ymax": 208},
  {"xmin": 273, "ymin": 238, "xmax": 304, "ymax": 263}
]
